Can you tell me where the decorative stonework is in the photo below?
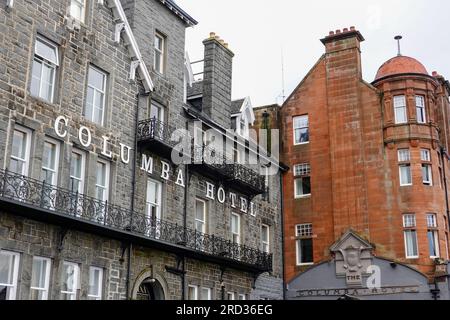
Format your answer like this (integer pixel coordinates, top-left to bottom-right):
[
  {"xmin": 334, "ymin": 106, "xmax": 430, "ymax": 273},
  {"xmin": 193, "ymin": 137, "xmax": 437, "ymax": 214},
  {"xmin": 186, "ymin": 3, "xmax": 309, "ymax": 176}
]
[{"xmin": 330, "ymin": 230, "xmax": 373, "ymax": 287}]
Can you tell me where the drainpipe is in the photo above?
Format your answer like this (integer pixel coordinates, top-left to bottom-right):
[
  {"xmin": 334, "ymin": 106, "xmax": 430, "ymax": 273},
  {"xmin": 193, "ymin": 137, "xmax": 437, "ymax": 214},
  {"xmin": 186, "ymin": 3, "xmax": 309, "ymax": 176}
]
[
  {"xmin": 126, "ymin": 92, "xmax": 144, "ymax": 299},
  {"xmin": 440, "ymin": 147, "xmax": 450, "ymax": 232},
  {"xmin": 181, "ymin": 120, "xmax": 190, "ymax": 300},
  {"xmin": 279, "ymin": 169, "xmax": 287, "ymax": 300}
]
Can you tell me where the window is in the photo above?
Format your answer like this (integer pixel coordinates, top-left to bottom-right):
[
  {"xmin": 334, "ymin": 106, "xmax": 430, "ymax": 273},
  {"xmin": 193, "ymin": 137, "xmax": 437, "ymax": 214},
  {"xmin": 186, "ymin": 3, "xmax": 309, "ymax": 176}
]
[
  {"xmin": 70, "ymin": 150, "xmax": 85, "ymax": 194},
  {"xmin": 293, "ymin": 115, "xmax": 309, "ymax": 145},
  {"xmin": 146, "ymin": 179, "xmax": 162, "ymax": 222},
  {"xmin": 61, "ymin": 262, "xmax": 80, "ymax": 300},
  {"xmin": 394, "ymin": 95, "xmax": 407, "ymax": 124},
  {"xmin": 427, "ymin": 214, "xmax": 440, "ymax": 258},
  {"xmin": 421, "ymin": 149, "xmax": 432, "ymax": 186},
  {"xmin": 188, "ymin": 285, "xmax": 198, "ymax": 300},
  {"xmin": 85, "ymin": 66, "xmax": 107, "ymax": 125},
  {"xmin": 95, "ymin": 160, "xmax": 110, "ymax": 203},
  {"xmin": 154, "ymin": 32, "xmax": 166, "ymax": 74},
  {"xmin": 31, "ymin": 36, "xmax": 59, "ymax": 103},
  {"xmin": 398, "ymin": 149, "xmax": 412, "ymax": 186},
  {"xmin": 403, "ymin": 214, "xmax": 418, "ymax": 259},
  {"xmin": 88, "ymin": 267, "xmax": 103, "ymax": 300},
  {"xmin": 0, "ymin": 250, "xmax": 20, "ymax": 300},
  {"xmin": 261, "ymin": 224, "xmax": 270, "ymax": 253},
  {"xmin": 294, "ymin": 164, "xmax": 311, "ymax": 198},
  {"xmin": 149, "ymin": 102, "xmax": 164, "ymax": 122},
  {"xmin": 238, "ymin": 294, "xmax": 246, "ymax": 300},
  {"xmin": 201, "ymin": 287, "xmax": 212, "ymax": 301},
  {"xmin": 10, "ymin": 126, "xmax": 31, "ymax": 176},
  {"xmin": 416, "ymin": 96, "xmax": 426, "ymax": 124},
  {"xmin": 296, "ymin": 224, "xmax": 313, "ymax": 265},
  {"xmin": 227, "ymin": 292, "xmax": 235, "ymax": 300},
  {"xmin": 231, "ymin": 213, "xmax": 241, "ymax": 244},
  {"xmin": 70, "ymin": 0, "xmax": 86, "ymax": 23},
  {"xmin": 30, "ymin": 257, "xmax": 51, "ymax": 300},
  {"xmin": 195, "ymin": 199, "xmax": 206, "ymax": 234},
  {"xmin": 41, "ymin": 138, "xmax": 60, "ymax": 186}
]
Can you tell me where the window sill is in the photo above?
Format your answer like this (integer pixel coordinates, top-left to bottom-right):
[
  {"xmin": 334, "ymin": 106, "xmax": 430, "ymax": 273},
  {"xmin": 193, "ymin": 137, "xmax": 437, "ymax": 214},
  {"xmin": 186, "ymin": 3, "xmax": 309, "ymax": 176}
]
[
  {"xmin": 29, "ymin": 95, "xmax": 58, "ymax": 107},
  {"xmin": 297, "ymin": 263, "xmax": 314, "ymax": 267},
  {"xmin": 295, "ymin": 195, "xmax": 311, "ymax": 200},
  {"xmin": 400, "ymin": 184, "xmax": 413, "ymax": 187},
  {"xmin": 405, "ymin": 256, "xmax": 419, "ymax": 260},
  {"xmin": 294, "ymin": 142, "xmax": 310, "ymax": 147}
]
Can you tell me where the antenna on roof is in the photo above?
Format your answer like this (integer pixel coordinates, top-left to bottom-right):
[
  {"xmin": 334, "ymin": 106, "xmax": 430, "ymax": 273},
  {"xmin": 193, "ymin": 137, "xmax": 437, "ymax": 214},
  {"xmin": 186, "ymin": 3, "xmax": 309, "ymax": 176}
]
[{"xmin": 395, "ymin": 35, "xmax": 403, "ymax": 56}]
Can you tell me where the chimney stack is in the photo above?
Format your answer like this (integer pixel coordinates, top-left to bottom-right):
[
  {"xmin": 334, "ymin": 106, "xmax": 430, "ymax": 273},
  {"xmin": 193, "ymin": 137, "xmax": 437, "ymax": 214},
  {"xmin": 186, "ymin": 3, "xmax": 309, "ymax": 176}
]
[{"xmin": 202, "ymin": 33, "xmax": 234, "ymax": 128}]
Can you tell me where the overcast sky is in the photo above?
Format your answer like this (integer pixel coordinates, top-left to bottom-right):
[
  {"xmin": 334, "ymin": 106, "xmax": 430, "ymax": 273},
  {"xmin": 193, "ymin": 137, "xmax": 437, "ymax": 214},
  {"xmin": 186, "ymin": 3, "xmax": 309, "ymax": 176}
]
[{"xmin": 177, "ymin": 0, "xmax": 450, "ymax": 107}]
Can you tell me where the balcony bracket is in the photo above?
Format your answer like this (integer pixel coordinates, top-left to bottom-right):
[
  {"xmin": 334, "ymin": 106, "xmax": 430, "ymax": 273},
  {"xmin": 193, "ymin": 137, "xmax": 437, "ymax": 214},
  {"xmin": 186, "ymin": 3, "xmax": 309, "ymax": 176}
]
[
  {"xmin": 57, "ymin": 228, "xmax": 69, "ymax": 252},
  {"xmin": 165, "ymin": 255, "xmax": 186, "ymax": 276},
  {"xmin": 119, "ymin": 242, "xmax": 128, "ymax": 263}
]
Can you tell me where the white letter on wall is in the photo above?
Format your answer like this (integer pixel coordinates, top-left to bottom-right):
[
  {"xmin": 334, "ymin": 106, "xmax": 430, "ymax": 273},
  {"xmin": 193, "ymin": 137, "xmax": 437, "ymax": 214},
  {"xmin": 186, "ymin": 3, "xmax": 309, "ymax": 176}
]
[
  {"xmin": 217, "ymin": 186, "xmax": 226, "ymax": 203},
  {"xmin": 120, "ymin": 143, "xmax": 132, "ymax": 164},
  {"xmin": 54, "ymin": 116, "xmax": 68, "ymax": 138},
  {"xmin": 161, "ymin": 161, "xmax": 170, "ymax": 181},
  {"xmin": 240, "ymin": 197, "xmax": 248, "ymax": 213},
  {"xmin": 176, "ymin": 169, "xmax": 185, "ymax": 187},
  {"xmin": 141, "ymin": 154, "xmax": 153, "ymax": 173},
  {"xmin": 101, "ymin": 136, "xmax": 112, "ymax": 158},
  {"xmin": 206, "ymin": 182, "xmax": 215, "ymax": 200},
  {"xmin": 78, "ymin": 126, "xmax": 92, "ymax": 148},
  {"xmin": 230, "ymin": 193, "xmax": 237, "ymax": 208}
]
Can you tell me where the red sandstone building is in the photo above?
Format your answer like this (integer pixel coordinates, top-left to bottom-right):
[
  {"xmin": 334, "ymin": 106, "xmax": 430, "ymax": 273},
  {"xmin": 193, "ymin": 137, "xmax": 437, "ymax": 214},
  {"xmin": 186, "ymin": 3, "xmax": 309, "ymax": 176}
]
[{"xmin": 255, "ymin": 27, "xmax": 450, "ymax": 299}]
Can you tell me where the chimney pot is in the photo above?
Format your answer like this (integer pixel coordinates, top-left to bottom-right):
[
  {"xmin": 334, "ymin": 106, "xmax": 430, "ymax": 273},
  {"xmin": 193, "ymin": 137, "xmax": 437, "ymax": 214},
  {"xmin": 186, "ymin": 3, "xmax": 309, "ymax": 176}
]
[
  {"xmin": 209, "ymin": 32, "xmax": 216, "ymax": 38},
  {"xmin": 350, "ymin": 26, "xmax": 356, "ymax": 31},
  {"xmin": 432, "ymin": 71, "xmax": 438, "ymax": 77},
  {"xmin": 224, "ymin": 43, "xmax": 229, "ymax": 48},
  {"xmin": 329, "ymin": 31, "xmax": 335, "ymax": 36},
  {"xmin": 343, "ymin": 28, "xmax": 349, "ymax": 32},
  {"xmin": 336, "ymin": 29, "xmax": 341, "ymax": 34}
]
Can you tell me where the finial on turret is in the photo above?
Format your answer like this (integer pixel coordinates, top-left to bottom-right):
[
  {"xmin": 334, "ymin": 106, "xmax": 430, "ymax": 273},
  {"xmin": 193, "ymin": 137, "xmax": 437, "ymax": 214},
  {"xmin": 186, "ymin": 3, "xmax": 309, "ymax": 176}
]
[{"xmin": 395, "ymin": 35, "xmax": 403, "ymax": 56}]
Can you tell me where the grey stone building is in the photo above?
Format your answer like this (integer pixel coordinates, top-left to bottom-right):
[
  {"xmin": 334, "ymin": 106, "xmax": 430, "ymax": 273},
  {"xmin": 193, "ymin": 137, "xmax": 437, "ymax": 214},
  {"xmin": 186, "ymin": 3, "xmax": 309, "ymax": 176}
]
[{"xmin": 0, "ymin": 0, "xmax": 283, "ymax": 300}]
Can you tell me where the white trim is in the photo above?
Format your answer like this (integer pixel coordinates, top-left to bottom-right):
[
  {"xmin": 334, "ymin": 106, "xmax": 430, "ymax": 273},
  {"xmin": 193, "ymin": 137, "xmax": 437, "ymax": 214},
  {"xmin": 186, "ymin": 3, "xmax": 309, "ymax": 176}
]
[
  {"xmin": 394, "ymin": 95, "xmax": 408, "ymax": 124},
  {"xmin": 227, "ymin": 292, "xmax": 235, "ymax": 300},
  {"xmin": 70, "ymin": 0, "xmax": 86, "ymax": 23},
  {"xmin": 261, "ymin": 224, "xmax": 270, "ymax": 253},
  {"xmin": 41, "ymin": 137, "xmax": 60, "ymax": 186},
  {"xmin": 86, "ymin": 65, "xmax": 107, "ymax": 126},
  {"xmin": 231, "ymin": 212, "xmax": 241, "ymax": 245},
  {"xmin": 188, "ymin": 285, "xmax": 198, "ymax": 300},
  {"xmin": 88, "ymin": 267, "xmax": 103, "ymax": 300},
  {"xmin": 30, "ymin": 256, "xmax": 51, "ymax": 300},
  {"xmin": 403, "ymin": 230, "xmax": 419, "ymax": 259},
  {"xmin": 201, "ymin": 287, "xmax": 212, "ymax": 300},
  {"xmin": 293, "ymin": 115, "xmax": 309, "ymax": 146},
  {"xmin": 195, "ymin": 198, "xmax": 207, "ymax": 234},
  {"xmin": 105, "ymin": 0, "xmax": 154, "ymax": 92},
  {"xmin": 154, "ymin": 31, "xmax": 166, "ymax": 74},
  {"xmin": 238, "ymin": 293, "xmax": 246, "ymax": 300},
  {"xmin": 0, "ymin": 250, "xmax": 20, "ymax": 300},
  {"xmin": 10, "ymin": 126, "xmax": 32, "ymax": 176}
]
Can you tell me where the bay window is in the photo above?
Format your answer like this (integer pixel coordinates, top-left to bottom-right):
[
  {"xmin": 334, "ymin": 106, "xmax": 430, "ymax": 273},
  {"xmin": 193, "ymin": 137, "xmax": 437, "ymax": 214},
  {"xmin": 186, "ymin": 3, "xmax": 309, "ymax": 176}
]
[
  {"xmin": 416, "ymin": 95, "xmax": 426, "ymax": 124},
  {"xmin": 394, "ymin": 95, "xmax": 407, "ymax": 124}
]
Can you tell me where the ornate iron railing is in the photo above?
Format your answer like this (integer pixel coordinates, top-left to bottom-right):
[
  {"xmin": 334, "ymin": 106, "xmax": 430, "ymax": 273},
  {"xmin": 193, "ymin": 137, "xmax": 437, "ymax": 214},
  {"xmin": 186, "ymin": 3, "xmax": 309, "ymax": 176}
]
[
  {"xmin": 137, "ymin": 118, "xmax": 179, "ymax": 148},
  {"xmin": 0, "ymin": 169, "xmax": 272, "ymax": 272},
  {"xmin": 192, "ymin": 144, "xmax": 230, "ymax": 176},
  {"xmin": 226, "ymin": 163, "xmax": 266, "ymax": 193}
]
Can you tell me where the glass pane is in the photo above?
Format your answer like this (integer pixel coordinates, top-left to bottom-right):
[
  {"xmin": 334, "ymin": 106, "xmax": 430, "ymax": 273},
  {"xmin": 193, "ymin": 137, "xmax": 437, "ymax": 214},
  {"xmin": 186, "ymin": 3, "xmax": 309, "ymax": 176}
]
[
  {"xmin": 41, "ymin": 64, "xmax": 54, "ymax": 102},
  {"xmin": 400, "ymin": 166, "xmax": 411, "ymax": 185},
  {"xmin": 406, "ymin": 231, "xmax": 418, "ymax": 257},
  {"xmin": 12, "ymin": 130, "xmax": 26, "ymax": 159},
  {"xmin": 188, "ymin": 286, "xmax": 196, "ymax": 300},
  {"xmin": 43, "ymin": 142, "xmax": 56, "ymax": 170},
  {"xmin": 302, "ymin": 177, "xmax": 311, "ymax": 195},
  {"xmin": 35, "ymin": 39, "xmax": 58, "ymax": 65},
  {"xmin": 85, "ymin": 87, "xmax": 94, "ymax": 120},
  {"xmin": 62, "ymin": 264, "xmax": 75, "ymax": 292},
  {"xmin": 201, "ymin": 288, "xmax": 210, "ymax": 300},
  {"xmin": 395, "ymin": 106, "xmax": 407, "ymax": 123},
  {"xmin": 428, "ymin": 231, "xmax": 437, "ymax": 257},
  {"xmin": 30, "ymin": 289, "xmax": 46, "ymax": 300},
  {"xmin": 195, "ymin": 201, "xmax": 204, "ymax": 221},
  {"xmin": 96, "ymin": 186, "xmax": 105, "ymax": 201},
  {"xmin": 9, "ymin": 159, "xmax": 24, "ymax": 176},
  {"xmin": 147, "ymin": 181, "xmax": 157, "ymax": 204},
  {"xmin": 31, "ymin": 258, "xmax": 47, "ymax": 289},
  {"xmin": 154, "ymin": 52, "xmax": 161, "ymax": 72},
  {"xmin": 0, "ymin": 253, "xmax": 13, "ymax": 285},
  {"xmin": 70, "ymin": 1, "xmax": 83, "ymax": 21},
  {"xmin": 94, "ymin": 105, "xmax": 103, "ymax": 125},
  {"xmin": 150, "ymin": 104, "xmax": 161, "ymax": 120},
  {"xmin": 195, "ymin": 221, "xmax": 204, "ymax": 233},
  {"xmin": 31, "ymin": 59, "xmax": 42, "ymax": 97},
  {"xmin": 71, "ymin": 153, "xmax": 82, "ymax": 179},
  {"xmin": 88, "ymin": 67, "xmax": 105, "ymax": 91},
  {"xmin": 155, "ymin": 35, "xmax": 162, "ymax": 50},
  {"xmin": 96, "ymin": 162, "xmax": 106, "ymax": 186},
  {"xmin": 89, "ymin": 268, "xmax": 100, "ymax": 297},
  {"xmin": 261, "ymin": 226, "xmax": 268, "ymax": 241},
  {"xmin": 300, "ymin": 238, "xmax": 313, "ymax": 263}
]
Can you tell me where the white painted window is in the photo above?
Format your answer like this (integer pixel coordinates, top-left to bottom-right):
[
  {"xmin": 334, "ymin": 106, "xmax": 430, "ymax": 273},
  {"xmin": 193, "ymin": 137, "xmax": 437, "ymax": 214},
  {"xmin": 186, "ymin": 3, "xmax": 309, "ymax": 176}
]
[
  {"xmin": 31, "ymin": 36, "xmax": 59, "ymax": 103},
  {"xmin": 61, "ymin": 261, "xmax": 80, "ymax": 300},
  {"xmin": 70, "ymin": 0, "xmax": 86, "ymax": 23},
  {"xmin": 0, "ymin": 250, "xmax": 20, "ymax": 300},
  {"xmin": 70, "ymin": 150, "xmax": 85, "ymax": 194},
  {"xmin": 195, "ymin": 198, "xmax": 206, "ymax": 234},
  {"xmin": 238, "ymin": 293, "xmax": 246, "ymax": 300},
  {"xmin": 421, "ymin": 149, "xmax": 432, "ymax": 186},
  {"xmin": 227, "ymin": 292, "xmax": 235, "ymax": 300},
  {"xmin": 427, "ymin": 214, "xmax": 440, "ymax": 259},
  {"xmin": 188, "ymin": 285, "xmax": 198, "ymax": 300},
  {"xmin": 293, "ymin": 115, "xmax": 309, "ymax": 145},
  {"xmin": 88, "ymin": 267, "xmax": 103, "ymax": 300},
  {"xmin": 398, "ymin": 149, "xmax": 412, "ymax": 186},
  {"xmin": 231, "ymin": 213, "xmax": 241, "ymax": 245},
  {"xmin": 41, "ymin": 137, "xmax": 60, "ymax": 186},
  {"xmin": 416, "ymin": 96, "xmax": 426, "ymax": 124},
  {"xmin": 261, "ymin": 224, "xmax": 270, "ymax": 253},
  {"xmin": 149, "ymin": 102, "xmax": 164, "ymax": 122},
  {"xmin": 403, "ymin": 214, "xmax": 418, "ymax": 259},
  {"xmin": 146, "ymin": 179, "xmax": 162, "ymax": 222},
  {"xmin": 201, "ymin": 287, "xmax": 212, "ymax": 300},
  {"xmin": 154, "ymin": 32, "xmax": 166, "ymax": 74},
  {"xmin": 85, "ymin": 66, "xmax": 107, "ymax": 126},
  {"xmin": 421, "ymin": 149, "xmax": 431, "ymax": 162},
  {"xmin": 95, "ymin": 160, "xmax": 110, "ymax": 203},
  {"xmin": 296, "ymin": 224, "xmax": 313, "ymax": 266},
  {"xmin": 30, "ymin": 257, "xmax": 51, "ymax": 300},
  {"xmin": 10, "ymin": 126, "xmax": 32, "ymax": 176},
  {"xmin": 294, "ymin": 163, "xmax": 311, "ymax": 198},
  {"xmin": 394, "ymin": 95, "xmax": 407, "ymax": 124}
]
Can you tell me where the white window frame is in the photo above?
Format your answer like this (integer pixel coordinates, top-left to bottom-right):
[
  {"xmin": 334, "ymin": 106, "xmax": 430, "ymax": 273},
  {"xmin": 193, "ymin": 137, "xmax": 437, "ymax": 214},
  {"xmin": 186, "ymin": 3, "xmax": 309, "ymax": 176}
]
[
  {"xmin": 227, "ymin": 292, "xmax": 235, "ymax": 300},
  {"xmin": 201, "ymin": 287, "xmax": 212, "ymax": 301},
  {"xmin": 195, "ymin": 198, "xmax": 207, "ymax": 234},
  {"xmin": 403, "ymin": 214, "xmax": 418, "ymax": 259},
  {"xmin": 41, "ymin": 137, "xmax": 60, "ymax": 186},
  {"xmin": 422, "ymin": 164, "xmax": 433, "ymax": 186},
  {"xmin": 261, "ymin": 224, "xmax": 270, "ymax": 253},
  {"xmin": 293, "ymin": 115, "xmax": 309, "ymax": 145},
  {"xmin": 146, "ymin": 178, "xmax": 162, "ymax": 222},
  {"xmin": 296, "ymin": 224, "xmax": 314, "ymax": 266},
  {"xmin": 85, "ymin": 66, "xmax": 107, "ymax": 126},
  {"xmin": 421, "ymin": 149, "xmax": 431, "ymax": 162},
  {"xmin": 149, "ymin": 101, "xmax": 165, "ymax": 122},
  {"xmin": 10, "ymin": 126, "xmax": 32, "ymax": 176},
  {"xmin": 154, "ymin": 32, "xmax": 166, "ymax": 74},
  {"xmin": 294, "ymin": 177, "xmax": 311, "ymax": 198},
  {"xmin": 188, "ymin": 285, "xmax": 198, "ymax": 300},
  {"xmin": 398, "ymin": 149, "xmax": 412, "ymax": 187},
  {"xmin": 61, "ymin": 261, "xmax": 80, "ymax": 300},
  {"xmin": 95, "ymin": 160, "xmax": 110, "ymax": 203},
  {"xmin": 30, "ymin": 256, "xmax": 51, "ymax": 300},
  {"xmin": 416, "ymin": 95, "xmax": 426, "ymax": 124},
  {"xmin": 70, "ymin": 0, "xmax": 86, "ymax": 23},
  {"xmin": 231, "ymin": 213, "xmax": 241, "ymax": 245},
  {"xmin": 427, "ymin": 214, "xmax": 440, "ymax": 259},
  {"xmin": 31, "ymin": 36, "xmax": 59, "ymax": 103},
  {"xmin": 238, "ymin": 293, "xmax": 246, "ymax": 300},
  {"xmin": 70, "ymin": 149, "xmax": 86, "ymax": 194},
  {"xmin": 88, "ymin": 267, "xmax": 103, "ymax": 300},
  {"xmin": 0, "ymin": 250, "xmax": 20, "ymax": 300},
  {"xmin": 394, "ymin": 95, "xmax": 408, "ymax": 124}
]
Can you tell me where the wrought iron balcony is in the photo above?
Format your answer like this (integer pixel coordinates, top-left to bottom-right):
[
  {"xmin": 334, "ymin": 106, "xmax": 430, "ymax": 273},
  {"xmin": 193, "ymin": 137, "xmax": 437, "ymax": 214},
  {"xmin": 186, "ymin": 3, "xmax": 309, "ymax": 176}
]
[
  {"xmin": 137, "ymin": 118, "xmax": 180, "ymax": 159},
  {"xmin": 189, "ymin": 145, "xmax": 230, "ymax": 181},
  {"xmin": 226, "ymin": 163, "xmax": 267, "ymax": 196},
  {"xmin": 0, "ymin": 169, "xmax": 272, "ymax": 273}
]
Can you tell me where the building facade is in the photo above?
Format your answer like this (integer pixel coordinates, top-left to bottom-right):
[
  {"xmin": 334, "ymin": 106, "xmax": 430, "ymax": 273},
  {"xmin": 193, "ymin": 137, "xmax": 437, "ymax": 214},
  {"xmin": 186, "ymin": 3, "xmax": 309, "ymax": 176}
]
[
  {"xmin": 0, "ymin": 0, "xmax": 283, "ymax": 300},
  {"xmin": 266, "ymin": 27, "xmax": 450, "ymax": 299}
]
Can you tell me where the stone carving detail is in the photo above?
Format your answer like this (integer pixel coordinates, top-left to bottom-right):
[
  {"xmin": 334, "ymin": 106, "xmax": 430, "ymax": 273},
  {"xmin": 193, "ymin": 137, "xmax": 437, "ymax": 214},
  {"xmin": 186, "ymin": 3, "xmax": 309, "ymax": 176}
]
[{"xmin": 330, "ymin": 230, "xmax": 373, "ymax": 287}]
